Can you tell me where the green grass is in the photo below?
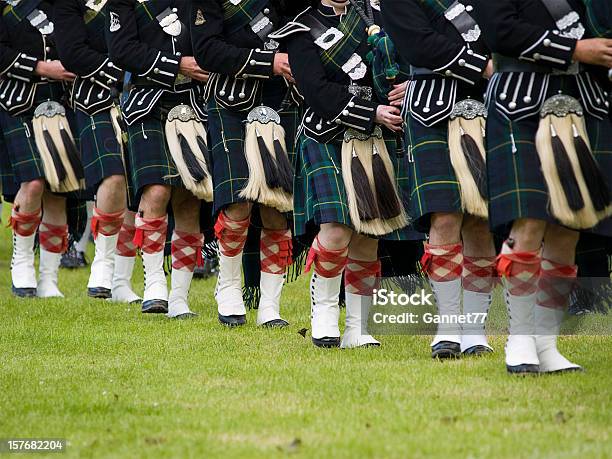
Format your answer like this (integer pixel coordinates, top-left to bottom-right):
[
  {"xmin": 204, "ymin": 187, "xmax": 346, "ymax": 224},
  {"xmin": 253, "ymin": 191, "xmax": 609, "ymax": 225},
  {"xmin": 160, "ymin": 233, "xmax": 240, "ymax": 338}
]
[{"xmin": 0, "ymin": 206, "xmax": 610, "ymax": 459}]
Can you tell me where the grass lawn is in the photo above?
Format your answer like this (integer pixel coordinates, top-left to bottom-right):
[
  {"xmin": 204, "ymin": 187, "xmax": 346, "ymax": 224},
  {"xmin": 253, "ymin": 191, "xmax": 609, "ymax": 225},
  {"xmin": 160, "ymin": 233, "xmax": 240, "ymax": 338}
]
[{"xmin": 0, "ymin": 205, "xmax": 610, "ymax": 459}]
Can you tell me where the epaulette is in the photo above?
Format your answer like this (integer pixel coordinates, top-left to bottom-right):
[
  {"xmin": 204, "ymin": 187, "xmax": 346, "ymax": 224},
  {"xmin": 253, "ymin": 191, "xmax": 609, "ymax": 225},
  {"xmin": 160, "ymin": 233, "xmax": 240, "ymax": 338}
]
[{"xmin": 268, "ymin": 7, "xmax": 312, "ymax": 39}]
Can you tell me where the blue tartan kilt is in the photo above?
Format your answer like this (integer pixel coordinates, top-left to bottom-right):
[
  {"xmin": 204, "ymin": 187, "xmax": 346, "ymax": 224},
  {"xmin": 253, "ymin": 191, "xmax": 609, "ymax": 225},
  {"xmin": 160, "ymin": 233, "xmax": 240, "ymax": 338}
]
[
  {"xmin": 486, "ymin": 74, "xmax": 612, "ymax": 236},
  {"xmin": 125, "ymin": 96, "xmax": 184, "ymax": 201},
  {"xmin": 405, "ymin": 115, "xmax": 462, "ymax": 232},
  {"xmin": 207, "ymin": 78, "xmax": 300, "ymax": 216},
  {"xmin": 0, "ymin": 126, "xmax": 18, "ymax": 201},
  {"xmin": 74, "ymin": 108, "xmax": 125, "ymax": 193},
  {"xmin": 293, "ymin": 133, "xmax": 417, "ymax": 241}
]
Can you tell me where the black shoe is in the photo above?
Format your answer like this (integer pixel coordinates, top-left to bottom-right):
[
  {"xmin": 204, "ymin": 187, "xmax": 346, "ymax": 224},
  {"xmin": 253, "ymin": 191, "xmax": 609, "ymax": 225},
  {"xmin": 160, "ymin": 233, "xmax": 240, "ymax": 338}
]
[
  {"xmin": 507, "ymin": 363, "xmax": 540, "ymax": 375},
  {"xmin": 171, "ymin": 312, "xmax": 198, "ymax": 320},
  {"xmin": 431, "ymin": 341, "xmax": 461, "ymax": 359},
  {"xmin": 87, "ymin": 287, "xmax": 112, "ymax": 299},
  {"xmin": 12, "ymin": 285, "xmax": 37, "ymax": 298},
  {"xmin": 261, "ymin": 318, "xmax": 290, "ymax": 328},
  {"xmin": 60, "ymin": 243, "xmax": 87, "ymax": 269},
  {"xmin": 218, "ymin": 313, "xmax": 246, "ymax": 327},
  {"xmin": 141, "ymin": 299, "xmax": 169, "ymax": 314},
  {"xmin": 462, "ymin": 345, "xmax": 494, "ymax": 357},
  {"xmin": 312, "ymin": 336, "xmax": 341, "ymax": 348}
]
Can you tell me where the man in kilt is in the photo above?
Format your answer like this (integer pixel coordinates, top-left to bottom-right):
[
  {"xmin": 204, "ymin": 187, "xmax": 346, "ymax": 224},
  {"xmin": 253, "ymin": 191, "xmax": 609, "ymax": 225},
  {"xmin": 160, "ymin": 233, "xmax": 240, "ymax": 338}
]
[
  {"xmin": 107, "ymin": 0, "xmax": 209, "ymax": 317},
  {"xmin": 383, "ymin": 0, "xmax": 498, "ymax": 358},
  {"xmin": 473, "ymin": 0, "xmax": 612, "ymax": 373},
  {"xmin": 570, "ymin": 0, "xmax": 612, "ymax": 315},
  {"xmin": 54, "ymin": 0, "xmax": 140, "ymax": 304},
  {"xmin": 0, "ymin": 0, "xmax": 83, "ymax": 298},
  {"xmin": 190, "ymin": 0, "xmax": 305, "ymax": 327},
  {"xmin": 277, "ymin": 0, "xmax": 414, "ymax": 348}
]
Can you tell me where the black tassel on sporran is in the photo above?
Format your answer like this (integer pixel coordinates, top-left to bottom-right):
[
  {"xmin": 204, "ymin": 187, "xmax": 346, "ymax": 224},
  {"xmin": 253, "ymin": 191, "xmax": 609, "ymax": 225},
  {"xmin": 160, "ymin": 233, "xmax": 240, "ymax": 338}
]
[{"xmin": 372, "ymin": 149, "xmax": 401, "ymax": 219}]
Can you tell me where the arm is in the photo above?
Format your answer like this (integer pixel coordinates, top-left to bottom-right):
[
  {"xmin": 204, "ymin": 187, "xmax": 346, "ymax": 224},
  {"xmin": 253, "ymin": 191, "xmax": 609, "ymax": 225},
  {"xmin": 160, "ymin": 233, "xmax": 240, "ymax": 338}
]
[
  {"xmin": 287, "ymin": 32, "xmax": 377, "ymax": 132},
  {"xmin": 382, "ymin": 0, "xmax": 487, "ymax": 85},
  {"xmin": 54, "ymin": 0, "xmax": 121, "ymax": 87},
  {"xmin": 106, "ymin": 0, "xmax": 179, "ymax": 87},
  {"xmin": 190, "ymin": 0, "xmax": 275, "ymax": 78},
  {"xmin": 472, "ymin": 0, "xmax": 576, "ymax": 70},
  {"xmin": 0, "ymin": 17, "xmax": 37, "ymax": 82}
]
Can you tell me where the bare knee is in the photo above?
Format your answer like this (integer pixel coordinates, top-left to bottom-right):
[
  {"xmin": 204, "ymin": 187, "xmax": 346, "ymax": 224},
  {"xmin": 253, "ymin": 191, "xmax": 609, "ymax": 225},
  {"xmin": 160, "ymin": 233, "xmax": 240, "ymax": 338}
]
[
  {"xmin": 509, "ymin": 218, "xmax": 547, "ymax": 251},
  {"xmin": 260, "ymin": 206, "xmax": 287, "ymax": 230},
  {"xmin": 543, "ymin": 224, "xmax": 579, "ymax": 264},
  {"xmin": 318, "ymin": 223, "xmax": 352, "ymax": 250},
  {"xmin": 462, "ymin": 216, "xmax": 494, "ymax": 254},
  {"xmin": 348, "ymin": 233, "xmax": 378, "ymax": 261},
  {"xmin": 17, "ymin": 179, "xmax": 45, "ymax": 206},
  {"xmin": 140, "ymin": 185, "xmax": 171, "ymax": 216},
  {"xmin": 429, "ymin": 212, "xmax": 462, "ymax": 245},
  {"xmin": 173, "ymin": 200, "xmax": 201, "ymax": 233},
  {"xmin": 100, "ymin": 174, "xmax": 126, "ymax": 191},
  {"xmin": 224, "ymin": 202, "xmax": 252, "ymax": 221}
]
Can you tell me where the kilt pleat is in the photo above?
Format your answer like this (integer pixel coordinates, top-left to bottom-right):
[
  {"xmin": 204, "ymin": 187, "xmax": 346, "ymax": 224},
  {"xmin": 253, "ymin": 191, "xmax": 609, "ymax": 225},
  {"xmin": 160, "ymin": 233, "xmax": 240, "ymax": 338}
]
[
  {"xmin": 126, "ymin": 103, "xmax": 182, "ymax": 200},
  {"xmin": 405, "ymin": 117, "xmax": 462, "ymax": 232},
  {"xmin": 0, "ymin": 127, "xmax": 18, "ymax": 200},
  {"xmin": 75, "ymin": 109, "xmax": 125, "ymax": 192}
]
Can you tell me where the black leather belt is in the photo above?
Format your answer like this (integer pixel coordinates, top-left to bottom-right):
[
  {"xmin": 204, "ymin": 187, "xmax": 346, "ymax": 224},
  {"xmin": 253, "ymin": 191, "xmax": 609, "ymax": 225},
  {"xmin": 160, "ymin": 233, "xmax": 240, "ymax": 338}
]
[{"xmin": 493, "ymin": 54, "xmax": 581, "ymax": 75}]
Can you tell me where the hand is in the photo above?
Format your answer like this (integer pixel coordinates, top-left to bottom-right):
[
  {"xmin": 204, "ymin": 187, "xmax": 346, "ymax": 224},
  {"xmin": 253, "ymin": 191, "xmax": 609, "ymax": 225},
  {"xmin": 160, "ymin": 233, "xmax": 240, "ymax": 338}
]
[
  {"xmin": 375, "ymin": 105, "xmax": 403, "ymax": 132},
  {"xmin": 483, "ymin": 59, "xmax": 494, "ymax": 79},
  {"xmin": 34, "ymin": 60, "xmax": 76, "ymax": 81},
  {"xmin": 388, "ymin": 82, "xmax": 408, "ymax": 107},
  {"xmin": 273, "ymin": 53, "xmax": 294, "ymax": 83},
  {"xmin": 573, "ymin": 38, "xmax": 612, "ymax": 68},
  {"xmin": 179, "ymin": 56, "xmax": 209, "ymax": 82}
]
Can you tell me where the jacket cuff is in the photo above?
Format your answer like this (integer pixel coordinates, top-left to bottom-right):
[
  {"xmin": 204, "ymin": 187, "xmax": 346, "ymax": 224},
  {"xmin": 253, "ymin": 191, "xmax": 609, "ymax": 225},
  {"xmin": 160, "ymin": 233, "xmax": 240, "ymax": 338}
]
[
  {"xmin": 433, "ymin": 46, "xmax": 488, "ymax": 85},
  {"xmin": 332, "ymin": 97, "xmax": 377, "ymax": 132},
  {"xmin": 0, "ymin": 53, "xmax": 38, "ymax": 82},
  {"xmin": 83, "ymin": 58, "xmax": 123, "ymax": 90},
  {"xmin": 519, "ymin": 31, "xmax": 576, "ymax": 70},
  {"xmin": 139, "ymin": 51, "xmax": 180, "ymax": 88},
  {"xmin": 236, "ymin": 48, "xmax": 275, "ymax": 79}
]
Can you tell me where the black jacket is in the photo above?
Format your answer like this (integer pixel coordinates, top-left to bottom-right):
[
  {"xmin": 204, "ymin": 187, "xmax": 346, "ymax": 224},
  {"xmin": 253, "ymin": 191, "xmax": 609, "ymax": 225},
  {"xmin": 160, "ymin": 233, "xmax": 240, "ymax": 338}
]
[
  {"xmin": 106, "ymin": 0, "xmax": 204, "ymax": 125},
  {"xmin": 0, "ymin": 0, "xmax": 64, "ymax": 115},
  {"xmin": 278, "ymin": 3, "xmax": 384, "ymax": 141},
  {"xmin": 472, "ymin": 0, "xmax": 609, "ymax": 121},
  {"xmin": 382, "ymin": 0, "xmax": 490, "ymax": 126},
  {"xmin": 54, "ymin": 0, "xmax": 123, "ymax": 115},
  {"xmin": 190, "ymin": 0, "xmax": 307, "ymax": 79}
]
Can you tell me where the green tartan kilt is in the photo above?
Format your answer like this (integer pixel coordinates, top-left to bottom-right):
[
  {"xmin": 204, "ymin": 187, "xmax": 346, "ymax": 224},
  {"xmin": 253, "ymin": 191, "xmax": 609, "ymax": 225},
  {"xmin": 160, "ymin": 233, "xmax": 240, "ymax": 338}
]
[
  {"xmin": 206, "ymin": 78, "xmax": 300, "ymax": 216},
  {"xmin": 74, "ymin": 109, "xmax": 125, "ymax": 193},
  {"xmin": 293, "ymin": 133, "xmax": 415, "ymax": 241},
  {"xmin": 405, "ymin": 116, "xmax": 462, "ymax": 232},
  {"xmin": 0, "ymin": 125, "xmax": 18, "ymax": 200},
  {"xmin": 0, "ymin": 98, "xmax": 84, "ymax": 201},
  {"xmin": 126, "ymin": 98, "xmax": 183, "ymax": 200},
  {"xmin": 486, "ymin": 74, "xmax": 612, "ymax": 236}
]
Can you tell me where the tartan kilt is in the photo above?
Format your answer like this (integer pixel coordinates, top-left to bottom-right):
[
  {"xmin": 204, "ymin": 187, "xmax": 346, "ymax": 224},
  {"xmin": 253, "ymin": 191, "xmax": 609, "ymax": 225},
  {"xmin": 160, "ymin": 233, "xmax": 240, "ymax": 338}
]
[
  {"xmin": 405, "ymin": 116, "xmax": 462, "ymax": 232},
  {"xmin": 126, "ymin": 97, "xmax": 183, "ymax": 200},
  {"xmin": 207, "ymin": 78, "xmax": 300, "ymax": 216},
  {"xmin": 293, "ymin": 133, "xmax": 414, "ymax": 241},
  {"xmin": 74, "ymin": 108, "xmax": 125, "ymax": 193},
  {"xmin": 0, "ymin": 107, "xmax": 82, "ymax": 202},
  {"xmin": 486, "ymin": 74, "xmax": 612, "ymax": 236},
  {"xmin": 0, "ymin": 126, "xmax": 18, "ymax": 200}
]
